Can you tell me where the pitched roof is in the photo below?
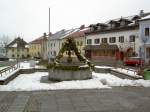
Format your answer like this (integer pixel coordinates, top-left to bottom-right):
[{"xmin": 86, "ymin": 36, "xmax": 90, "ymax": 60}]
[
  {"xmin": 49, "ymin": 29, "xmax": 79, "ymax": 40},
  {"xmin": 30, "ymin": 36, "xmax": 43, "ymax": 44},
  {"xmin": 6, "ymin": 37, "xmax": 28, "ymax": 48},
  {"xmin": 70, "ymin": 27, "xmax": 90, "ymax": 38}
]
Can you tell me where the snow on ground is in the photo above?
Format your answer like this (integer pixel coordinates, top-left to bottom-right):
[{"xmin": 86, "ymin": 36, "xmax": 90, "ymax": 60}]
[
  {"xmin": 93, "ymin": 72, "xmax": 150, "ymax": 87},
  {"xmin": 0, "ymin": 71, "xmax": 150, "ymax": 91},
  {"xmin": 95, "ymin": 66, "xmax": 113, "ymax": 69},
  {"xmin": 0, "ymin": 63, "xmax": 150, "ymax": 91},
  {"xmin": 0, "ymin": 66, "xmax": 8, "ymax": 70},
  {"xmin": 0, "ymin": 72, "xmax": 109, "ymax": 91},
  {"xmin": 112, "ymin": 68, "xmax": 142, "ymax": 78}
]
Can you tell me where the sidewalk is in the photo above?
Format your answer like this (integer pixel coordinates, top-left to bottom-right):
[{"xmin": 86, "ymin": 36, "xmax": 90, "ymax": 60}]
[{"xmin": 0, "ymin": 87, "xmax": 150, "ymax": 112}]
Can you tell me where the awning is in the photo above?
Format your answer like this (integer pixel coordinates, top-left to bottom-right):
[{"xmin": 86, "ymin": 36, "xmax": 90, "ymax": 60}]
[{"xmin": 84, "ymin": 44, "xmax": 119, "ymax": 50}]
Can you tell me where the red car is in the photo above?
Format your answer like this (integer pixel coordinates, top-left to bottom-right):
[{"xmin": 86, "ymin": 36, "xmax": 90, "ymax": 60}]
[{"xmin": 124, "ymin": 57, "xmax": 144, "ymax": 66}]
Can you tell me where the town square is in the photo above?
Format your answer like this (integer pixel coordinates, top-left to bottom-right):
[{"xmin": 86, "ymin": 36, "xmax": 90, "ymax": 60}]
[{"xmin": 0, "ymin": 0, "xmax": 150, "ymax": 111}]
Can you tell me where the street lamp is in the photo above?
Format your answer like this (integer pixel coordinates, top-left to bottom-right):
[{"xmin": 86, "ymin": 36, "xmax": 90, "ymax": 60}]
[{"xmin": 142, "ymin": 37, "xmax": 147, "ymax": 63}]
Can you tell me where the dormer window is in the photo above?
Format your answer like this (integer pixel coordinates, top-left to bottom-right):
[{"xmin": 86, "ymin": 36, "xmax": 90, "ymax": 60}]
[
  {"xmin": 96, "ymin": 23, "xmax": 108, "ymax": 30},
  {"xmin": 109, "ymin": 20, "xmax": 120, "ymax": 28},
  {"xmin": 119, "ymin": 18, "xmax": 132, "ymax": 26}
]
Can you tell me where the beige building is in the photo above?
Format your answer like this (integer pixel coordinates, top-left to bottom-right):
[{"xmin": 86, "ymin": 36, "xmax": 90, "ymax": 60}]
[
  {"xmin": 29, "ymin": 37, "xmax": 42, "ymax": 59},
  {"xmin": 6, "ymin": 37, "xmax": 30, "ymax": 59}
]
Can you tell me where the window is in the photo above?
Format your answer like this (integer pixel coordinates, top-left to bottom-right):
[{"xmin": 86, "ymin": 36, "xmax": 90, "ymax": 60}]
[
  {"xmin": 12, "ymin": 49, "xmax": 14, "ymax": 52},
  {"xmin": 77, "ymin": 41, "xmax": 80, "ymax": 46},
  {"xmin": 109, "ymin": 37, "xmax": 116, "ymax": 43},
  {"xmin": 129, "ymin": 35, "xmax": 135, "ymax": 42},
  {"xmin": 87, "ymin": 39, "xmax": 92, "ymax": 45},
  {"xmin": 101, "ymin": 38, "xmax": 107, "ymax": 43},
  {"xmin": 53, "ymin": 51, "xmax": 56, "ymax": 56},
  {"xmin": 94, "ymin": 38, "xmax": 100, "ymax": 44},
  {"xmin": 145, "ymin": 28, "xmax": 149, "ymax": 36},
  {"xmin": 80, "ymin": 41, "xmax": 83, "ymax": 46},
  {"xmin": 12, "ymin": 54, "xmax": 14, "ymax": 57},
  {"xmin": 119, "ymin": 36, "xmax": 124, "ymax": 43},
  {"xmin": 54, "ymin": 43, "xmax": 55, "ymax": 47}
]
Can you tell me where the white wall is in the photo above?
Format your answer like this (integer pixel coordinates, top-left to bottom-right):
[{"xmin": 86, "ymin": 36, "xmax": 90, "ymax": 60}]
[
  {"xmin": 86, "ymin": 29, "xmax": 140, "ymax": 55},
  {"xmin": 139, "ymin": 19, "xmax": 150, "ymax": 63}
]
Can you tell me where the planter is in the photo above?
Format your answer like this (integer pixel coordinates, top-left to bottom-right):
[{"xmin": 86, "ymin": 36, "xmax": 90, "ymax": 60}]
[{"xmin": 144, "ymin": 69, "xmax": 150, "ymax": 80}]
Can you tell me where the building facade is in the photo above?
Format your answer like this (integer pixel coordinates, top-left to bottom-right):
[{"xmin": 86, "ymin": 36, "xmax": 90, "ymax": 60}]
[
  {"xmin": 48, "ymin": 27, "xmax": 89, "ymax": 62},
  {"xmin": 85, "ymin": 11, "xmax": 150, "ymax": 62},
  {"xmin": 6, "ymin": 37, "xmax": 30, "ymax": 59},
  {"xmin": 139, "ymin": 15, "xmax": 150, "ymax": 63},
  {"xmin": 29, "ymin": 37, "xmax": 42, "ymax": 59},
  {"xmin": 48, "ymin": 29, "xmax": 77, "ymax": 61}
]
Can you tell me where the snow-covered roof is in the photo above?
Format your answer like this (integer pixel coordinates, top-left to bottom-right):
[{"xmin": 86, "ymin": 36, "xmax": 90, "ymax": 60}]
[
  {"xmin": 11, "ymin": 43, "xmax": 17, "ymax": 47},
  {"xmin": 49, "ymin": 28, "xmax": 79, "ymax": 40},
  {"xmin": 139, "ymin": 15, "xmax": 150, "ymax": 21}
]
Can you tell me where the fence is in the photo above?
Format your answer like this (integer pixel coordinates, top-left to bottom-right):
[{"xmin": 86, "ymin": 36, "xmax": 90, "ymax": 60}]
[{"xmin": 0, "ymin": 64, "xmax": 19, "ymax": 77}]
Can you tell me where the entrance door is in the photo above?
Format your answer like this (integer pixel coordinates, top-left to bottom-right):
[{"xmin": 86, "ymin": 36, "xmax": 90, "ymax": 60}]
[{"xmin": 85, "ymin": 50, "xmax": 91, "ymax": 59}]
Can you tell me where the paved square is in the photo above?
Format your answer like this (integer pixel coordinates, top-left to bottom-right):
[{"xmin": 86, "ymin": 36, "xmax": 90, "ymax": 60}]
[{"xmin": 0, "ymin": 87, "xmax": 150, "ymax": 112}]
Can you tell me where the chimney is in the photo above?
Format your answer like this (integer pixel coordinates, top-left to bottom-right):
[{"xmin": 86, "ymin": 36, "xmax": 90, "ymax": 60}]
[
  {"xmin": 43, "ymin": 33, "xmax": 47, "ymax": 37},
  {"xmin": 139, "ymin": 10, "xmax": 144, "ymax": 17},
  {"xmin": 80, "ymin": 25, "xmax": 85, "ymax": 30}
]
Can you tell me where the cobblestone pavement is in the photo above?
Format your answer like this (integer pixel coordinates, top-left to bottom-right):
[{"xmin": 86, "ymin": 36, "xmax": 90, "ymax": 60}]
[{"xmin": 0, "ymin": 87, "xmax": 150, "ymax": 112}]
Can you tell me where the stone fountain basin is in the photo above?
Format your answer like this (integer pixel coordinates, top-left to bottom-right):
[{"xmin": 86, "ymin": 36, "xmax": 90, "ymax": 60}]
[{"xmin": 49, "ymin": 64, "xmax": 92, "ymax": 81}]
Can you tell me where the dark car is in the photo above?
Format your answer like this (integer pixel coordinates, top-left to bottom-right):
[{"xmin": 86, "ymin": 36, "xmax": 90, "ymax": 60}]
[{"xmin": 124, "ymin": 57, "xmax": 144, "ymax": 66}]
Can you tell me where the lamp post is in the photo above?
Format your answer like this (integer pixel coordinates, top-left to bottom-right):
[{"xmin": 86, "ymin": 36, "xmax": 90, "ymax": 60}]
[
  {"xmin": 142, "ymin": 37, "xmax": 147, "ymax": 63},
  {"xmin": 16, "ymin": 40, "xmax": 19, "ymax": 68}
]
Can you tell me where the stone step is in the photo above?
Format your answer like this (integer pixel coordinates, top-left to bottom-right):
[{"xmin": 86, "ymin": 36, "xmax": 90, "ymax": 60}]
[{"xmin": 7, "ymin": 94, "xmax": 29, "ymax": 112}]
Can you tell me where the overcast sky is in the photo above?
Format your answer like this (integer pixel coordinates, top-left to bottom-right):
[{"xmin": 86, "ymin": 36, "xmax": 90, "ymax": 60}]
[{"xmin": 0, "ymin": 0, "xmax": 150, "ymax": 42}]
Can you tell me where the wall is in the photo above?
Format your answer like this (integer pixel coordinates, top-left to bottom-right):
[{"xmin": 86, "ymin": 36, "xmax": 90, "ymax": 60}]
[
  {"xmin": 139, "ymin": 19, "xmax": 150, "ymax": 63},
  {"xmin": 29, "ymin": 43, "xmax": 41, "ymax": 58},
  {"xmin": 7, "ymin": 48, "xmax": 29, "ymax": 59},
  {"xmin": 86, "ymin": 29, "xmax": 139, "ymax": 55}
]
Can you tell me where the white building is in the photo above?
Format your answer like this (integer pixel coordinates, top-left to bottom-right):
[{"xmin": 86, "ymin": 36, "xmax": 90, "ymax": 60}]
[
  {"xmin": 48, "ymin": 29, "xmax": 78, "ymax": 61},
  {"xmin": 139, "ymin": 15, "xmax": 150, "ymax": 64},
  {"xmin": 85, "ymin": 11, "xmax": 150, "ymax": 61}
]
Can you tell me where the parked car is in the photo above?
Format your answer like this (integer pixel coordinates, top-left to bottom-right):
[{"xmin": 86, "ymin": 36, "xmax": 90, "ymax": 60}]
[{"xmin": 124, "ymin": 57, "xmax": 144, "ymax": 66}]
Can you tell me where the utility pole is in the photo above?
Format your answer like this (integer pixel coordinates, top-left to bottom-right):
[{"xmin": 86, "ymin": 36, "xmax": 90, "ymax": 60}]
[
  {"xmin": 48, "ymin": 8, "xmax": 51, "ymax": 63},
  {"xmin": 49, "ymin": 8, "xmax": 50, "ymax": 34}
]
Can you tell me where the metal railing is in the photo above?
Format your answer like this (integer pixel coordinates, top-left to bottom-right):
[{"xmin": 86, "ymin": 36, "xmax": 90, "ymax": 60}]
[{"xmin": 0, "ymin": 65, "xmax": 19, "ymax": 77}]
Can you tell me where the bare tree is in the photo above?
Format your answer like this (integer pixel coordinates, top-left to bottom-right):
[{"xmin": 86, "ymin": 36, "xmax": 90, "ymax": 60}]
[{"xmin": 0, "ymin": 34, "xmax": 12, "ymax": 47}]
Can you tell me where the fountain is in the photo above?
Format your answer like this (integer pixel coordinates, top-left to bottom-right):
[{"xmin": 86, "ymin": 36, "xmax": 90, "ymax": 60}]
[{"xmin": 48, "ymin": 37, "xmax": 93, "ymax": 81}]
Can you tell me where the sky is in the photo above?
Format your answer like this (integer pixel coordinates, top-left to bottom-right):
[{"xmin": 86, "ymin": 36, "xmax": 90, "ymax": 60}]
[{"xmin": 0, "ymin": 0, "xmax": 150, "ymax": 42}]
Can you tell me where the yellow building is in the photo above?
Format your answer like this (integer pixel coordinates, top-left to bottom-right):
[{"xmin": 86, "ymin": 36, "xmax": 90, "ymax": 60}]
[{"xmin": 29, "ymin": 37, "xmax": 43, "ymax": 59}]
